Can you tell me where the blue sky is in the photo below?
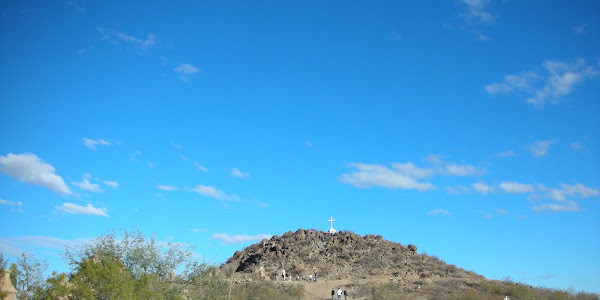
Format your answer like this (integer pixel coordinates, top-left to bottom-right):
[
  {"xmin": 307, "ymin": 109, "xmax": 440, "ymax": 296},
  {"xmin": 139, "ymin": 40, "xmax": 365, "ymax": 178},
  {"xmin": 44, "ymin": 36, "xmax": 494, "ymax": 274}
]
[{"xmin": 1, "ymin": 0, "xmax": 599, "ymax": 294}]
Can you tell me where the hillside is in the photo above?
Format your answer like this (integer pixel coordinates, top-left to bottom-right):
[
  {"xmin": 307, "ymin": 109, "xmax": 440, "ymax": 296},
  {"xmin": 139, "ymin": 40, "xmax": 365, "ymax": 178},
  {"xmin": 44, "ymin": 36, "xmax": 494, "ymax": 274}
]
[
  {"xmin": 220, "ymin": 229, "xmax": 487, "ymax": 296},
  {"xmin": 217, "ymin": 229, "xmax": 600, "ymax": 299}
]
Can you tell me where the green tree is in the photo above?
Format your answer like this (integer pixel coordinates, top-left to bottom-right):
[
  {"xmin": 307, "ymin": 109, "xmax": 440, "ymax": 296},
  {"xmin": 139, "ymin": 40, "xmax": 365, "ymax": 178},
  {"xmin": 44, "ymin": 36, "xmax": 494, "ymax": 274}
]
[
  {"xmin": 47, "ymin": 228, "xmax": 208, "ymax": 299},
  {"xmin": 43, "ymin": 272, "xmax": 70, "ymax": 300},
  {"xmin": 0, "ymin": 253, "xmax": 8, "ymax": 299},
  {"xmin": 62, "ymin": 228, "xmax": 195, "ymax": 281},
  {"xmin": 68, "ymin": 252, "xmax": 137, "ymax": 300},
  {"xmin": 16, "ymin": 252, "xmax": 47, "ymax": 300},
  {"xmin": 9, "ymin": 263, "xmax": 17, "ymax": 290}
]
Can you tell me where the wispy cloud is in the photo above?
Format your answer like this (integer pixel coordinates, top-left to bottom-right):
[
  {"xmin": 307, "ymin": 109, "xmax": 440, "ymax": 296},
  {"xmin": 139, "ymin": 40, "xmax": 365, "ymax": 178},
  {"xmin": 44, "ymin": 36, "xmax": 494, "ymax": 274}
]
[
  {"xmin": 72, "ymin": 174, "xmax": 102, "ymax": 192},
  {"xmin": 56, "ymin": 203, "xmax": 109, "ymax": 217},
  {"xmin": 339, "ymin": 162, "xmax": 435, "ymax": 191},
  {"xmin": 492, "ymin": 150, "xmax": 518, "ymax": 159},
  {"xmin": 194, "ymin": 162, "xmax": 208, "ymax": 172},
  {"xmin": 427, "ymin": 209, "xmax": 451, "ymax": 216},
  {"xmin": 192, "ymin": 185, "xmax": 238, "ymax": 201},
  {"xmin": 472, "ymin": 182, "xmax": 495, "ymax": 195},
  {"xmin": 0, "ymin": 235, "xmax": 90, "ymax": 256},
  {"xmin": 173, "ymin": 64, "xmax": 199, "ymax": 75},
  {"xmin": 17, "ymin": 235, "xmax": 89, "ymax": 249},
  {"xmin": 191, "ymin": 228, "xmax": 209, "ymax": 233},
  {"xmin": 499, "ymin": 181, "xmax": 535, "ymax": 194},
  {"xmin": 157, "ymin": 185, "xmax": 178, "ymax": 191},
  {"xmin": 170, "ymin": 142, "xmax": 182, "ymax": 150},
  {"xmin": 533, "ymin": 202, "xmax": 580, "ymax": 213},
  {"xmin": 530, "ymin": 183, "xmax": 598, "ymax": 213},
  {"xmin": 0, "ymin": 198, "xmax": 23, "ymax": 213},
  {"xmin": 528, "ymin": 140, "xmax": 555, "ymax": 157},
  {"xmin": 0, "ymin": 198, "xmax": 23, "ymax": 207},
  {"xmin": 230, "ymin": 168, "xmax": 250, "ymax": 179},
  {"xmin": 212, "ymin": 233, "xmax": 272, "ymax": 245},
  {"xmin": 446, "ymin": 185, "xmax": 470, "ymax": 194},
  {"xmin": 340, "ymin": 156, "xmax": 483, "ymax": 191},
  {"xmin": 82, "ymin": 137, "xmax": 110, "ymax": 150},
  {"xmin": 570, "ymin": 141, "xmax": 583, "ymax": 151},
  {"xmin": 103, "ymin": 180, "xmax": 118, "ymax": 189},
  {"xmin": 485, "ymin": 58, "xmax": 597, "ymax": 107},
  {"xmin": 460, "ymin": 0, "xmax": 495, "ymax": 23},
  {"xmin": 572, "ymin": 24, "xmax": 588, "ymax": 35},
  {"xmin": 0, "ymin": 153, "xmax": 71, "ymax": 194},
  {"xmin": 97, "ymin": 26, "xmax": 156, "ymax": 49},
  {"xmin": 424, "ymin": 154, "xmax": 485, "ymax": 176}
]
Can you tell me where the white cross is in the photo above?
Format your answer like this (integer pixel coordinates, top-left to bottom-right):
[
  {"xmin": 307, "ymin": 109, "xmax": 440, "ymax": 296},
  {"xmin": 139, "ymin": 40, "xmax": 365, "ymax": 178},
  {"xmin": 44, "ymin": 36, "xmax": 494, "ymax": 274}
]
[
  {"xmin": 328, "ymin": 216, "xmax": 335, "ymax": 230},
  {"xmin": 504, "ymin": 296, "xmax": 510, "ymax": 300}
]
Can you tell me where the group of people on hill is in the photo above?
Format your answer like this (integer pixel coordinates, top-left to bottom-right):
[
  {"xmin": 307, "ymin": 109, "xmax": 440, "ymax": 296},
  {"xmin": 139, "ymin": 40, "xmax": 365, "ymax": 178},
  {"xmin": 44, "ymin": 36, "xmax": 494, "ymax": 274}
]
[{"xmin": 308, "ymin": 272, "xmax": 318, "ymax": 282}]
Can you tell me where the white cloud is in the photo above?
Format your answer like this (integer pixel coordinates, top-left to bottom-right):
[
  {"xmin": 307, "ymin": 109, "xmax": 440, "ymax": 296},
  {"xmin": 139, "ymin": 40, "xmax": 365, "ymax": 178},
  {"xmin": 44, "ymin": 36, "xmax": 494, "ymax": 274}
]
[
  {"xmin": 0, "ymin": 198, "xmax": 23, "ymax": 207},
  {"xmin": 424, "ymin": 154, "xmax": 484, "ymax": 176},
  {"xmin": 157, "ymin": 185, "xmax": 178, "ymax": 191},
  {"xmin": 559, "ymin": 183, "xmax": 600, "ymax": 198},
  {"xmin": 170, "ymin": 142, "xmax": 182, "ymax": 150},
  {"xmin": 0, "ymin": 153, "xmax": 71, "ymax": 194},
  {"xmin": 339, "ymin": 163, "xmax": 435, "ymax": 191},
  {"xmin": 97, "ymin": 27, "xmax": 156, "ymax": 49},
  {"xmin": 472, "ymin": 182, "xmax": 494, "ymax": 195},
  {"xmin": 191, "ymin": 228, "xmax": 209, "ymax": 233},
  {"xmin": 446, "ymin": 185, "xmax": 470, "ymax": 194},
  {"xmin": 570, "ymin": 141, "xmax": 583, "ymax": 150},
  {"xmin": 528, "ymin": 140, "xmax": 555, "ymax": 157},
  {"xmin": 57, "ymin": 203, "xmax": 109, "ymax": 217},
  {"xmin": 441, "ymin": 164, "xmax": 481, "ymax": 176},
  {"xmin": 572, "ymin": 24, "xmax": 588, "ymax": 35},
  {"xmin": 103, "ymin": 180, "xmax": 118, "ymax": 189},
  {"xmin": 194, "ymin": 163, "xmax": 208, "ymax": 172},
  {"xmin": 0, "ymin": 198, "xmax": 23, "ymax": 213},
  {"xmin": 390, "ymin": 162, "xmax": 434, "ymax": 178},
  {"xmin": 173, "ymin": 64, "xmax": 199, "ymax": 75},
  {"xmin": 499, "ymin": 181, "xmax": 536, "ymax": 194},
  {"xmin": 17, "ymin": 235, "xmax": 89, "ymax": 249},
  {"xmin": 340, "ymin": 156, "xmax": 484, "ymax": 191},
  {"xmin": 460, "ymin": 0, "xmax": 495, "ymax": 23},
  {"xmin": 493, "ymin": 150, "xmax": 518, "ymax": 159},
  {"xmin": 212, "ymin": 233, "xmax": 272, "ymax": 245},
  {"xmin": 496, "ymin": 209, "xmax": 508, "ymax": 215},
  {"xmin": 533, "ymin": 201, "xmax": 581, "ymax": 213},
  {"xmin": 179, "ymin": 154, "xmax": 189, "ymax": 160},
  {"xmin": 72, "ymin": 176, "xmax": 102, "ymax": 192},
  {"xmin": 82, "ymin": 138, "xmax": 111, "ymax": 150},
  {"xmin": 192, "ymin": 185, "xmax": 238, "ymax": 201},
  {"xmin": 484, "ymin": 82, "xmax": 512, "ymax": 94},
  {"xmin": 485, "ymin": 59, "xmax": 597, "ymax": 107},
  {"xmin": 427, "ymin": 209, "xmax": 451, "ymax": 216},
  {"xmin": 230, "ymin": 168, "xmax": 250, "ymax": 179},
  {"xmin": 0, "ymin": 238, "xmax": 24, "ymax": 256},
  {"xmin": 146, "ymin": 162, "xmax": 155, "ymax": 168},
  {"xmin": 529, "ymin": 183, "xmax": 597, "ymax": 213}
]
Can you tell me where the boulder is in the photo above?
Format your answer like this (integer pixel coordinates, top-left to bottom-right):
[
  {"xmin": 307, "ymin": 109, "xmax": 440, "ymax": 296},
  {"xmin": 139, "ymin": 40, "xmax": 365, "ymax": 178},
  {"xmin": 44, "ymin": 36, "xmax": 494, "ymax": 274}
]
[{"xmin": 408, "ymin": 244, "xmax": 417, "ymax": 252}]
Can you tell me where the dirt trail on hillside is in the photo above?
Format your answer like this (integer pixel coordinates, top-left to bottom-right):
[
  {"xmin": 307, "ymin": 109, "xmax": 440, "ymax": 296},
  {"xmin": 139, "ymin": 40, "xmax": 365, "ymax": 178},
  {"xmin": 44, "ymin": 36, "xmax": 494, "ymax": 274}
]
[{"xmin": 278, "ymin": 279, "xmax": 363, "ymax": 300}]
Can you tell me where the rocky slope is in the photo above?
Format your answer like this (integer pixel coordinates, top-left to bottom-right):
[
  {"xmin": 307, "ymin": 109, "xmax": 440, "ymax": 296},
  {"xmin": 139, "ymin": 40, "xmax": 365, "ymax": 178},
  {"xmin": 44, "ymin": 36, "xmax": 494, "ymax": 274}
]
[{"xmin": 220, "ymin": 229, "xmax": 483, "ymax": 285}]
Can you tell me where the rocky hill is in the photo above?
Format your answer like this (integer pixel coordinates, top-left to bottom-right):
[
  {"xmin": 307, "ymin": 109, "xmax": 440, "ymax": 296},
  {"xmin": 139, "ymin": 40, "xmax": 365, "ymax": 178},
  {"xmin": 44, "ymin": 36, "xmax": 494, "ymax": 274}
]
[{"xmin": 220, "ymin": 229, "xmax": 483, "ymax": 285}]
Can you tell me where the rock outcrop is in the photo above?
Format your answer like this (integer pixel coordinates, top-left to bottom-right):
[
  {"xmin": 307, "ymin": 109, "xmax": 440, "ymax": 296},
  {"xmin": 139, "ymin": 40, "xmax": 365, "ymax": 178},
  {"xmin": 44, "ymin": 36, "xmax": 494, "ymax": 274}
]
[{"xmin": 220, "ymin": 229, "xmax": 481, "ymax": 284}]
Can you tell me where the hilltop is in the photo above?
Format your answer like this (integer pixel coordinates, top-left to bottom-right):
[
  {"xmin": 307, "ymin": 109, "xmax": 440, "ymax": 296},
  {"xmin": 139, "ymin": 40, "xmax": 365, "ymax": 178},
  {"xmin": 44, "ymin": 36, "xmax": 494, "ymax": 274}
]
[{"xmin": 220, "ymin": 229, "xmax": 487, "ymax": 296}]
